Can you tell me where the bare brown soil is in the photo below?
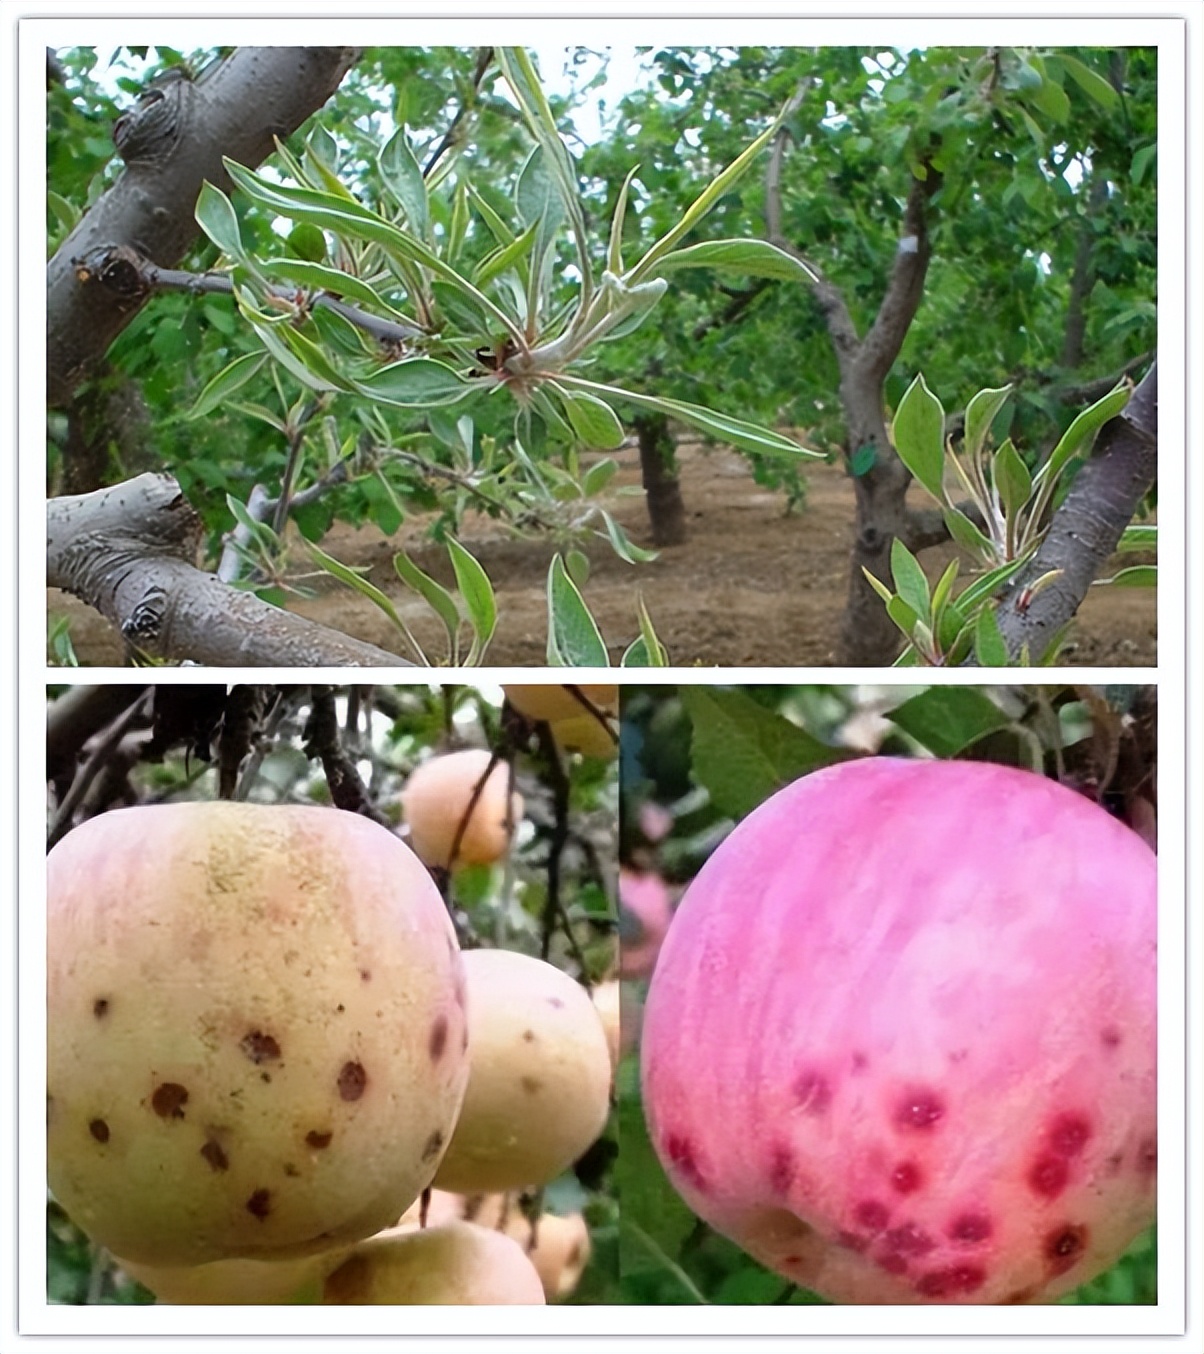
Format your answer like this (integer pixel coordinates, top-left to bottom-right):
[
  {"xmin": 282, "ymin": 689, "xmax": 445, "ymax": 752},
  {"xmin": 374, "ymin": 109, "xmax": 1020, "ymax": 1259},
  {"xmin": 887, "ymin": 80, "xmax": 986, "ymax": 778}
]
[{"xmin": 49, "ymin": 443, "xmax": 1157, "ymax": 669}]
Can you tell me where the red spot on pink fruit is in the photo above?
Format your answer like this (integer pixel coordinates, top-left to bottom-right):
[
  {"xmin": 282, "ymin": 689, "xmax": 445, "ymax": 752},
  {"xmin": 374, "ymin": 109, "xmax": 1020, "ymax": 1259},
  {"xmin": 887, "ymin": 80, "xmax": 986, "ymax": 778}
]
[
  {"xmin": 664, "ymin": 1132, "xmax": 708, "ymax": 1194},
  {"xmin": 1028, "ymin": 1154, "xmax": 1070, "ymax": 1198},
  {"xmin": 894, "ymin": 1088, "xmax": 945, "ymax": 1131},
  {"xmin": 948, "ymin": 1212, "xmax": 992, "ymax": 1243},
  {"xmin": 1137, "ymin": 1137, "xmax": 1157, "ymax": 1179},
  {"xmin": 916, "ymin": 1264, "xmax": 986, "ymax": 1297},
  {"xmin": 883, "ymin": 1223, "xmax": 934, "ymax": 1256},
  {"xmin": 1044, "ymin": 1224, "xmax": 1088, "ymax": 1276},
  {"xmin": 877, "ymin": 1252, "xmax": 909, "ymax": 1275},
  {"xmin": 768, "ymin": 1141, "xmax": 796, "ymax": 1195},
  {"xmin": 854, "ymin": 1199, "xmax": 890, "ymax": 1232},
  {"xmin": 793, "ymin": 1068, "xmax": 831, "ymax": 1114},
  {"xmin": 1048, "ymin": 1111, "xmax": 1091, "ymax": 1157},
  {"xmin": 836, "ymin": 1230, "xmax": 868, "ymax": 1253},
  {"xmin": 891, "ymin": 1160, "xmax": 923, "ymax": 1194}
]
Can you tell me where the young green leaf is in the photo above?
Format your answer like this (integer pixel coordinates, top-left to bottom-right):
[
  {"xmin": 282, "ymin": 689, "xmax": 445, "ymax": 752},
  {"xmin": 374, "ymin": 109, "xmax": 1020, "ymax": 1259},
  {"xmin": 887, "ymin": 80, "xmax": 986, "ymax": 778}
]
[
  {"xmin": 546, "ymin": 555, "xmax": 609, "ymax": 666},
  {"xmin": 993, "ymin": 437, "xmax": 1033, "ymax": 519},
  {"xmin": 259, "ymin": 258, "xmax": 405, "ymax": 316},
  {"xmin": 1097, "ymin": 565, "xmax": 1157, "ymax": 588},
  {"xmin": 189, "ymin": 352, "xmax": 266, "ymax": 420},
  {"xmin": 890, "ymin": 537, "xmax": 930, "ymax": 619},
  {"xmin": 1035, "ymin": 381, "xmax": 1131, "ymax": 485},
  {"xmin": 598, "ymin": 510, "xmax": 659, "ymax": 564},
  {"xmin": 195, "ymin": 180, "xmax": 245, "ymax": 260},
  {"xmin": 583, "ymin": 458, "xmax": 619, "ymax": 497},
  {"xmin": 1054, "ymin": 53, "xmax": 1122, "ymax": 112},
  {"xmin": 651, "ymin": 238, "xmax": 816, "ymax": 284},
  {"xmin": 973, "ymin": 604, "xmax": 1009, "ymax": 666},
  {"xmin": 943, "ymin": 505, "xmax": 996, "ymax": 562},
  {"xmin": 891, "ymin": 373, "xmax": 945, "ymax": 499},
  {"xmin": 963, "ymin": 384, "xmax": 1012, "ymax": 460},
  {"xmin": 607, "ymin": 164, "xmax": 640, "ymax": 274},
  {"xmin": 554, "ymin": 386, "xmax": 626, "ymax": 450},
  {"xmin": 447, "ymin": 538, "xmax": 497, "ymax": 662},
  {"xmin": 393, "ymin": 550, "xmax": 462, "ymax": 660},
  {"xmin": 354, "ymin": 358, "xmax": 477, "ymax": 408},
  {"xmin": 302, "ymin": 538, "xmax": 427, "ymax": 664},
  {"xmin": 1117, "ymin": 524, "xmax": 1157, "ymax": 553},
  {"xmin": 378, "ymin": 127, "xmax": 430, "ymax": 240}
]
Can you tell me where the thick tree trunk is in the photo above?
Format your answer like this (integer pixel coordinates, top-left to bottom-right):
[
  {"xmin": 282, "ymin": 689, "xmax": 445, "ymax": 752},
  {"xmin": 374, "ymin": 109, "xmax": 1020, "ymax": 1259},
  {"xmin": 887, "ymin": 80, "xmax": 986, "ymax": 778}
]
[
  {"xmin": 47, "ymin": 46, "xmax": 361, "ymax": 408},
  {"xmin": 989, "ymin": 361, "xmax": 1157, "ymax": 664},
  {"xmin": 635, "ymin": 412, "xmax": 687, "ymax": 547},
  {"xmin": 48, "ymin": 475, "xmax": 412, "ymax": 667}
]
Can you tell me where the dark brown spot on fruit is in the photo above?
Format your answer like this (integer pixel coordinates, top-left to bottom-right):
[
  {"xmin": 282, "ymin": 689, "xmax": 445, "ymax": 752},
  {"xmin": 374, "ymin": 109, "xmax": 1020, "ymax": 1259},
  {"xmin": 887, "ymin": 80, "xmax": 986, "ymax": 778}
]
[
  {"xmin": 568, "ymin": 1242, "xmax": 581, "ymax": 1266},
  {"xmin": 948, "ymin": 1212, "xmax": 992, "ymax": 1244},
  {"xmin": 883, "ymin": 1223, "xmax": 934, "ymax": 1256},
  {"xmin": 520, "ymin": 1075, "xmax": 542, "ymax": 1095},
  {"xmin": 284, "ymin": 1163, "xmax": 299, "ymax": 1178},
  {"xmin": 422, "ymin": 1129, "xmax": 444, "ymax": 1161},
  {"xmin": 877, "ymin": 1252, "xmax": 908, "ymax": 1275},
  {"xmin": 1137, "ymin": 1136, "xmax": 1157, "ymax": 1178},
  {"xmin": 916, "ymin": 1264, "xmax": 986, "ymax": 1297},
  {"xmin": 836, "ymin": 1230, "xmax": 868, "ymax": 1253},
  {"xmin": 93, "ymin": 998, "xmax": 109, "ymax": 1019},
  {"xmin": 429, "ymin": 1015, "xmax": 448, "ymax": 1062},
  {"xmin": 260, "ymin": 1073, "xmax": 271, "ymax": 1083},
  {"xmin": 201, "ymin": 1139, "xmax": 229, "ymax": 1171},
  {"xmin": 1100, "ymin": 1026, "xmax": 1122, "ymax": 1049},
  {"xmin": 1003, "ymin": 1286, "xmax": 1036, "ymax": 1304},
  {"xmin": 522, "ymin": 1029, "xmax": 536, "ymax": 1043},
  {"xmin": 1045, "ymin": 1224, "xmax": 1088, "ymax": 1276},
  {"xmin": 240, "ymin": 1031, "xmax": 282, "ymax": 1064},
  {"xmin": 1048, "ymin": 1111, "xmax": 1091, "ymax": 1157},
  {"xmin": 664, "ymin": 1132, "xmax": 707, "ymax": 1194},
  {"xmin": 337, "ymin": 1061, "xmax": 367, "ymax": 1101},
  {"xmin": 335, "ymin": 1003, "xmax": 345, "ymax": 1014},
  {"xmin": 895, "ymin": 1088, "xmax": 945, "ymax": 1131},
  {"xmin": 306, "ymin": 1130, "xmax": 333, "ymax": 1150},
  {"xmin": 246, "ymin": 1188, "xmax": 271, "ymax": 1220},
  {"xmin": 891, "ymin": 1160, "xmax": 922, "ymax": 1194},
  {"xmin": 151, "ymin": 1083, "xmax": 189, "ymax": 1119},
  {"xmin": 768, "ymin": 1141, "xmax": 795, "ymax": 1195},
  {"xmin": 89, "ymin": 1118, "xmax": 109, "ymax": 1143},
  {"xmin": 1028, "ymin": 1153, "xmax": 1069, "ymax": 1198},
  {"xmin": 360, "ymin": 969, "xmax": 371, "ymax": 982},
  {"xmin": 854, "ymin": 1199, "xmax": 890, "ymax": 1232},
  {"xmin": 793, "ymin": 1068, "xmax": 831, "ymax": 1114}
]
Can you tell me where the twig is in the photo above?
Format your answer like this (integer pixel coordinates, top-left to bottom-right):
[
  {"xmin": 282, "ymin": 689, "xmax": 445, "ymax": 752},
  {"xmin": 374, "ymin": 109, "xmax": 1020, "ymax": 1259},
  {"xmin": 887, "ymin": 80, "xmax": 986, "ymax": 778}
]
[
  {"xmin": 47, "ymin": 691, "xmax": 154, "ymax": 850},
  {"xmin": 302, "ymin": 687, "xmax": 391, "ymax": 826},
  {"xmin": 217, "ymin": 686, "xmax": 270, "ymax": 799},
  {"xmin": 423, "ymin": 47, "xmax": 495, "ymax": 178}
]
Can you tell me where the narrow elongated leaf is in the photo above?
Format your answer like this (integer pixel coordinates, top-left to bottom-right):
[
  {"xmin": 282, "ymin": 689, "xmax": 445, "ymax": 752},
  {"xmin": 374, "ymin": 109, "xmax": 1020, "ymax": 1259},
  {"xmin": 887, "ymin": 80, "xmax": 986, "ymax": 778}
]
[
  {"xmin": 599, "ymin": 510, "xmax": 659, "ymax": 563},
  {"xmin": 447, "ymin": 538, "xmax": 497, "ymax": 661},
  {"xmin": 259, "ymin": 258, "xmax": 402, "ymax": 316},
  {"xmin": 652, "ymin": 238, "xmax": 817, "ymax": 283},
  {"xmin": 963, "ymin": 384, "xmax": 1012, "ymax": 459},
  {"xmin": 239, "ymin": 305, "xmax": 340, "ymax": 394},
  {"xmin": 1097, "ymin": 566, "xmax": 1157, "ymax": 588},
  {"xmin": 892, "ymin": 373, "xmax": 945, "ymax": 499},
  {"xmin": 1117, "ymin": 524, "xmax": 1157, "ymax": 553},
  {"xmin": 378, "ymin": 127, "xmax": 430, "ymax": 239},
  {"xmin": 607, "ymin": 164, "xmax": 640, "ymax": 274},
  {"xmin": 276, "ymin": 322, "xmax": 354, "ymax": 392},
  {"xmin": 1056, "ymin": 53, "xmax": 1122, "ymax": 112},
  {"xmin": 466, "ymin": 182, "xmax": 516, "ymax": 246},
  {"xmin": 583, "ymin": 458, "xmax": 619, "ymax": 496},
  {"xmin": 1036, "ymin": 382, "xmax": 1130, "ymax": 484},
  {"xmin": 354, "ymin": 358, "xmax": 476, "ymax": 408},
  {"xmin": 943, "ymin": 505, "xmax": 995, "ymax": 561},
  {"xmin": 557, "ymin": 376, "xmax": 819, "ymax": 461},
  {"xmin": 622, "ymin": 594, "xmax": 669, "ymax": 666},
  {"xmin": 627, "ymin": 107, "xmax": 789, "ymax": 285},
  {"xmin": 189, "ymin": 352, "xmax": 265, "ymax": 419},
  {"xmin": 195, "ymin": 180, "xmax": 244, "ymax": 259},
  {"xmin": 547, "ymin": 555, "xmax": 609, "ymax": 666},
  {"xmin": 302, "ymin": 538, "xmax": 427, "ymax": 664},
  {"xmin": 225, "ymin": 493, "xmax": 279, "ymax": 551},
  {"xmin": 393, "ymin": 550, "xmax": 461, "ymax": 656},
  {"xmin": 890, "ymin": 537, "xmax": 930, "ymax": 620},
  {"xmin": 993, "ymin": 438, "xmax": 1033, "ymax": 518},
  {"xmin": 474, "ymin": 221, "xmax": 539, "ymax": 289},
  {"xmin": 554, "ymin": 386, "xmax": 626, "ymax": 450},
  {"xmin": 973, "ymin": 605, "xmax": 1009, "ymax": 665},
  {"xmin": 955, "ymin": 553, "xmax": 1034, "ymax": 615}
]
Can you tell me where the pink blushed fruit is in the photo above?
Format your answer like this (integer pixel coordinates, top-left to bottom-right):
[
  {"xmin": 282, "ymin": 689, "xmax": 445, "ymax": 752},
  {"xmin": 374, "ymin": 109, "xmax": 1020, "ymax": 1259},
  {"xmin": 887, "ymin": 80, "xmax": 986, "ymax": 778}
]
[{"xmin": 641, "ymin": 757, "xmax": 1156, "ymax": 1305}]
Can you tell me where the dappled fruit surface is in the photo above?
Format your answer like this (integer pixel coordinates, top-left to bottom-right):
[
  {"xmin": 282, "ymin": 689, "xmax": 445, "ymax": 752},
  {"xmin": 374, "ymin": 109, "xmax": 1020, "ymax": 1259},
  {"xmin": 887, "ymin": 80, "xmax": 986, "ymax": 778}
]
[
  {"xmin": 323, "ymin": 1219, "xmax": 546, "ymax": 1304},
  {"xmin": 48, "ymin": 803, "xmax": 468, "ymax": 1267},
  {"xmin": 642, "ymin": 758, "xmax": 1156, "ymax": 1304},
  {"xmin": 401, "ymin": 748, "xmax": 522, "ymax": 869},
  {"xmin": 433, "ymin": 948, "xmax": 612, "ymax": 1194}
]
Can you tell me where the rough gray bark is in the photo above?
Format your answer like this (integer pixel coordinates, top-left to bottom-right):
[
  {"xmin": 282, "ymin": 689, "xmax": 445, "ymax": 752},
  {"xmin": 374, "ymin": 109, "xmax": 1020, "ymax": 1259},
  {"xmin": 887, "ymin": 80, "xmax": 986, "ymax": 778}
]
[
  {"xmin": 48, "ymin": 474, "xmax": 413, "ymax": 667},
  {"xmin": 47, "ymin": 46, "xmax": 361, "ymax": 408},
  {"xmin": 990, "ymin": 360, "xmax": 1157, "ymax": 664}
]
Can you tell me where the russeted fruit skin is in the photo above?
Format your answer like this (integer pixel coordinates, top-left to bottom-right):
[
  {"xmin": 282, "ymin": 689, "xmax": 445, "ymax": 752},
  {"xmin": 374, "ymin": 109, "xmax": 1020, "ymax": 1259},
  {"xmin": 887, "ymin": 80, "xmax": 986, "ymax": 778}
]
[
  {"xmin": 322, "ymin": 1220, "xmax": 546, "ymax": 1304},
  {"xmin": 48, "ymin": 803, "xmax": 469, "ymax": 1268},
  {"xmin": 401, "ymin": 748, "xmax": 522, "ymax": 869},
  {"xmin": 432, "ymin": 949, "xmax": 612, "ymax": 1194},
  {"xmin": 641, "ymin": 758, "xmax": 1156, "ymax": 1305}
]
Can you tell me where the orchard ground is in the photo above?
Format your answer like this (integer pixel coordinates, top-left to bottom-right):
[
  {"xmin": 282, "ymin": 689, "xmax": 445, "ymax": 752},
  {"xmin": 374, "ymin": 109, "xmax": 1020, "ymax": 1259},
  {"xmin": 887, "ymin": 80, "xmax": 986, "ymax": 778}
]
[{"xmin": 48, "ymin": 443, "xmax": 1157, "ymax": 668}]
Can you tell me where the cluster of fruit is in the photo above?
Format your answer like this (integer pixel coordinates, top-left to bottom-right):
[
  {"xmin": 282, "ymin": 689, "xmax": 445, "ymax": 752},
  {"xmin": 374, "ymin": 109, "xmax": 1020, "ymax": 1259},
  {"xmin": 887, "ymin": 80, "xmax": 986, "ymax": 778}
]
[{"xmin": 46, "ymin": 686, "xmax": 619, "ymax": 1305}]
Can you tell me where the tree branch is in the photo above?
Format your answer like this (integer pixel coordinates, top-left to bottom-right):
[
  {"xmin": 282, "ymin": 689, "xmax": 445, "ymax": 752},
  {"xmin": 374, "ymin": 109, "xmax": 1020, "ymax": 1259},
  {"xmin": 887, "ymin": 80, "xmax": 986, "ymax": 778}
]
[
  {"xmin": 988, "ymin": 359, "xmax": 1157, "ymax": 663},
  {"xmin": 48, "ymin": 46, "xmax": 362, "ymax": 407},
  {"xmin": 48, "ymin": 473, "xmax": 414, "ymax": 667}
]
